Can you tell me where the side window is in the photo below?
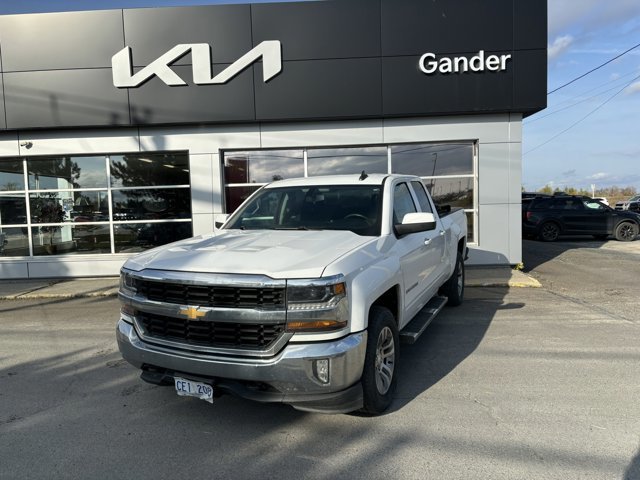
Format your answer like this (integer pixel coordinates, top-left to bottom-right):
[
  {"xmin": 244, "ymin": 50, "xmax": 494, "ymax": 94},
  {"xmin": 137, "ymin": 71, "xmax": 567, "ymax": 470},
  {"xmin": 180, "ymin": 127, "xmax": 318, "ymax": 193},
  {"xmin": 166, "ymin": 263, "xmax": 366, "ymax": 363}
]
[
  {"xmin": 564, "ymin": 199, "xmax": 582, "ymax": 210},
  {"xmin": 584, "ymin": 200, "xmax": 605, "ymax": 210},
  {"xmin": 393, "ymin": 183, "xmax": 417, "ymax": 224},
  {"xmin": 549, "ymin": 198, "xmax": 582, "ymax": 210},
  {"xmin": 532, "ymin": 198, "xmax": 552, "ymax": 209},
  {"xmin": 411, "ymin": 181, "xmax": 433, "ymax": 213}
]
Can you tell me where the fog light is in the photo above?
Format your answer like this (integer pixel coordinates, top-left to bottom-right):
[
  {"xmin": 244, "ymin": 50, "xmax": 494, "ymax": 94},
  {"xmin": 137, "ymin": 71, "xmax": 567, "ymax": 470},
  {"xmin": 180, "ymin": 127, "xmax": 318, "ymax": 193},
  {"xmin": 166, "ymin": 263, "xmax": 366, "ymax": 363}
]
[{"xmin": 314, "ymin": 359, "xmax": 330, "ymax": 384}]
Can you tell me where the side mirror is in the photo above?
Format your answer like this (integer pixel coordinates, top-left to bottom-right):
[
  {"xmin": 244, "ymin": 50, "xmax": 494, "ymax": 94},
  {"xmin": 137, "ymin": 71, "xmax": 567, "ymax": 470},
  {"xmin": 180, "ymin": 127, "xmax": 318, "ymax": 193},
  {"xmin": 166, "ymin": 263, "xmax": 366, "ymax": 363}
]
[{"xmin": 395, "ymin": 212, "xmax": 437, "ymax": 236}]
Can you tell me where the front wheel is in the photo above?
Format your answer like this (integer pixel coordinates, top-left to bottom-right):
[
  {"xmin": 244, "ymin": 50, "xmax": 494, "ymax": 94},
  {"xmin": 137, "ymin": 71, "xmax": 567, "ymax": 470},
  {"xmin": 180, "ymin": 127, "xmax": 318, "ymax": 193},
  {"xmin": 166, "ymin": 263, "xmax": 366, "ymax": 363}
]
[
  {"xmin": 439, "ymin": 252, "xmax": 464, "ymax": 306},
  {"xmin": 360, "ymin": 306, "xmax": 398, "ymax": 415},
  {"xmin": 614, "ymin": 222, "xmax": 639, "ymax": 242}
]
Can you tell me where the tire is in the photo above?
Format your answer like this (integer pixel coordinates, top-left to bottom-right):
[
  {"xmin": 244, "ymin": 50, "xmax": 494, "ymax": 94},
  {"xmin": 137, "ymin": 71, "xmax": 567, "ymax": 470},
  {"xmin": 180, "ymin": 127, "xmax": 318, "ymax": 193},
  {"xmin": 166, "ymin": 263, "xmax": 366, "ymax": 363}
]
[
  {"xmin": 593, "ymin": 234, "xmax": 609, "ymax": 240},
  {"xmin": 439, "ymin": 251, "xmax": 464, "ymax": 306},
  {"xmin": 614, "ymin": 222, "xmax": 639, "ymax": 242},
  {"xmin": 539, "ymin": 222, "xmax": 560, "ymax": 242},
  {"xmin": 360, "ymin": 306, "xmax": 398, "ymax": 415}
]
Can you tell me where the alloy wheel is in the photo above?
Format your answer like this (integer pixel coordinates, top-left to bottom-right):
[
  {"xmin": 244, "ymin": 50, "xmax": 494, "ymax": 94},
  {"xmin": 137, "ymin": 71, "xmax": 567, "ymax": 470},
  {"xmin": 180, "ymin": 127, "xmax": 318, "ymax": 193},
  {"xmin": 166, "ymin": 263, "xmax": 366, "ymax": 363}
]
[{"xmin": 374, "ymin": 326, "xmax": 396, "ymax": 395}]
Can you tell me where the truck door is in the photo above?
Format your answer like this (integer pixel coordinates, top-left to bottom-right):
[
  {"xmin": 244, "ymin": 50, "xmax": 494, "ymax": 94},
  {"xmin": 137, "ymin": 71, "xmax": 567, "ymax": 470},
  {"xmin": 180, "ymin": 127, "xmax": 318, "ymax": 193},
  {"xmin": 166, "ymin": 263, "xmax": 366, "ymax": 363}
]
[
  {"xmin": 393, "ymin": 182, "xmax": 444, "ymax": 320},
  {"xmin": 410, "ymin": 180, "xmax": 447, "ymax": 286}
]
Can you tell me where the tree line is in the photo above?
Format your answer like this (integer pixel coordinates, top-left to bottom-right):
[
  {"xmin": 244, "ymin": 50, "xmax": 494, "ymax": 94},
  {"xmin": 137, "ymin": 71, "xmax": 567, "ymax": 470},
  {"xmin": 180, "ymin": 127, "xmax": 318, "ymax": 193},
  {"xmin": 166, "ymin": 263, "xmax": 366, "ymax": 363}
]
[{"xmin": 534, "ymin": 185, "xmax": 637, "ymax": 205}]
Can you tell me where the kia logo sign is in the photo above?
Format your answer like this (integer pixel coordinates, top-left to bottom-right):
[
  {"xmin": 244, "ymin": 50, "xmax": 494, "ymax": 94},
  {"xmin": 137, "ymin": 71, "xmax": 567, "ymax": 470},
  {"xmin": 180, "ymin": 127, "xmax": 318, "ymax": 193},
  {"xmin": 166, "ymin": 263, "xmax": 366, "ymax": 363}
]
[{"xmin": 112, "ymin": 40, "xmax": 282, "ymax": 88}]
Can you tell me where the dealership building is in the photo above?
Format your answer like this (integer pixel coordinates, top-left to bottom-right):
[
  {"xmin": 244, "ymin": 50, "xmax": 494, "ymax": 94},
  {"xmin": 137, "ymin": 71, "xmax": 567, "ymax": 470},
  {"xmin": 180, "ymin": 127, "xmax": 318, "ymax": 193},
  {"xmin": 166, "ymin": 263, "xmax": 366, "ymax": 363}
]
[{"xmin": 0, "ymin": 0, "xmax": 546, "ymax": 279}]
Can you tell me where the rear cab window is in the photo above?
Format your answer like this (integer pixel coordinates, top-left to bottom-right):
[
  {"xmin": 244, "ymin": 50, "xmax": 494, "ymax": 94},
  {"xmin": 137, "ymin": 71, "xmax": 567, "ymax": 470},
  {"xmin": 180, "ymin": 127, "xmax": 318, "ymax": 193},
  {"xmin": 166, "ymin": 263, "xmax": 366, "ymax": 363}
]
[{"xmin": 410, "ymin": 180, "xmax": 433, "ymax": 214}]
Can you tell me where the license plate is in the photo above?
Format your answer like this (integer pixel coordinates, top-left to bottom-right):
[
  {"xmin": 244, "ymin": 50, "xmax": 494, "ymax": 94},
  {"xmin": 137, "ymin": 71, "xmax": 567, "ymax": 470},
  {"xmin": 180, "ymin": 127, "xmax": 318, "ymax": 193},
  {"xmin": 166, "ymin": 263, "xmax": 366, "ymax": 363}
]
[{"xmin": 174, "ymin": 377, "xmax": 214, "ymax": 403}]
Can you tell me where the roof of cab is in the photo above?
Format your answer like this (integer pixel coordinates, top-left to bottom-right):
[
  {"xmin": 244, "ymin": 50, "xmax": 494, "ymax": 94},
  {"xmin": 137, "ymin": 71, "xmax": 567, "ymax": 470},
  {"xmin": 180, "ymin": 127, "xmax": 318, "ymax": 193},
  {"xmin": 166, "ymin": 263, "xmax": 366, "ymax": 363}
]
[{"xmin": 263, "ymin": 174, "xmax": 417, "ymax": 188}]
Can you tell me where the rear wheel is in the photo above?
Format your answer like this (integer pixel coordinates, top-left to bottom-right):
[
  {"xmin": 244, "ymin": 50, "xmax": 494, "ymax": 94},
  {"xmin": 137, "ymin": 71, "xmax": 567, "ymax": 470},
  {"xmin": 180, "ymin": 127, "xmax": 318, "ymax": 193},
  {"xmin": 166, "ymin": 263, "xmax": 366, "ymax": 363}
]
[
  {"xmin": 614, "ymin": 222, "xmax": 639, "ymax": 242},
  {"xmin": 539, "ymin": 222, "xmax": 560, "ymax": 242},
  {"xmin": 361, "ymin": 306, "xmax": 398, "ymax": 415}
]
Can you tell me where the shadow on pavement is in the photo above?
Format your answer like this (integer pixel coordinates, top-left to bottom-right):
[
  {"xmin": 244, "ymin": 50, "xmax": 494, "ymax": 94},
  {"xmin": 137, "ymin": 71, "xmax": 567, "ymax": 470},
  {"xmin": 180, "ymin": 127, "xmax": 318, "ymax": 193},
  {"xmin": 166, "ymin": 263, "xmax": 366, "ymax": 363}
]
[
  {"xmin": 522, "ymin": 237, "xmax": 608, "ymax": 271},
  {"xmin": 625, "ymin": 448, "xmax": 640, "ymax": 480},
  {"xmin": 391, "ymin": 288, "xmax": 519, "ymax": 412}
]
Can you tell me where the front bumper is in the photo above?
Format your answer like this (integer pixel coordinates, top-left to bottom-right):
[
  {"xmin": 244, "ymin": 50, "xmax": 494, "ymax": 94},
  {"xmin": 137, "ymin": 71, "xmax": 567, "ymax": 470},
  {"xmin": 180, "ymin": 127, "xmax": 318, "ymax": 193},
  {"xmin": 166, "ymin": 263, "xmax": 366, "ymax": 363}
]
[{"xmin": 116, "ymin": 319, "xmax": 367, "ymax": 413}]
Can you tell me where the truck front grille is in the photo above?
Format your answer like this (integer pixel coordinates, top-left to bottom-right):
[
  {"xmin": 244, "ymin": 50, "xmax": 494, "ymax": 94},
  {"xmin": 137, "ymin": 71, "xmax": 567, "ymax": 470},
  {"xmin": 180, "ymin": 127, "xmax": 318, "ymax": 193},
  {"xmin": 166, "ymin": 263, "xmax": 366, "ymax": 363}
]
[
  {"xmin": 138, "ymin": 312, "xmax": 285, "ymax": 349},
  {"xmin": 135, "ymin": 279, "xmax": 285, "ymax": 309}
]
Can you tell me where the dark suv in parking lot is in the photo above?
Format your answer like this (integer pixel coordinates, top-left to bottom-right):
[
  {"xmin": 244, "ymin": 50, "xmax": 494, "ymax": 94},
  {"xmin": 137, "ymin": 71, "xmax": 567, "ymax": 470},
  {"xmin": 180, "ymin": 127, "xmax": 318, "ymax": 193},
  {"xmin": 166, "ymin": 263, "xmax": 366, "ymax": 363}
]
[{"xmin": 523, "ymin": 195, "xmax": 640, "ymax": 242}]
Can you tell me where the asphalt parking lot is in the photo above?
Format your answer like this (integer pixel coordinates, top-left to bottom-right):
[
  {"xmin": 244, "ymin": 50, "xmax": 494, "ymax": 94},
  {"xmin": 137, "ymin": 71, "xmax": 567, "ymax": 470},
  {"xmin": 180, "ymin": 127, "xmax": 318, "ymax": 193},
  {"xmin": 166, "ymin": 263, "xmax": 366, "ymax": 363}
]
[{"xmin": 1, "ymin": 238, "xmax": 639, "ymax": 480}]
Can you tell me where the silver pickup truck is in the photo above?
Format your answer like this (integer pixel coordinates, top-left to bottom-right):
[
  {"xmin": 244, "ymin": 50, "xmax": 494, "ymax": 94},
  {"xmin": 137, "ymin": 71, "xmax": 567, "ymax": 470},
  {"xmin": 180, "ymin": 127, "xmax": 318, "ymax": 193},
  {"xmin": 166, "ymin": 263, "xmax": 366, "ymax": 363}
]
[{"xmin": 116, "ymin": 173, "xmax": 467, "ymax": 414}]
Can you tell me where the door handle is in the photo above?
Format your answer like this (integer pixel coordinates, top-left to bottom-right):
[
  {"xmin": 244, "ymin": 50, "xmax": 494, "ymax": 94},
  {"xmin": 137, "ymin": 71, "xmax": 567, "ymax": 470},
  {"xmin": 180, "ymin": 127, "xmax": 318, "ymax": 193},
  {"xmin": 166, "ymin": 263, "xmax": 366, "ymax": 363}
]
[
  {"xmin": 439, "ymin": 230, "xmax": 445, "ymax": 236},
  {"xmin": 424, "ymin": 238, "xmax": 432, "ymax": 245}
]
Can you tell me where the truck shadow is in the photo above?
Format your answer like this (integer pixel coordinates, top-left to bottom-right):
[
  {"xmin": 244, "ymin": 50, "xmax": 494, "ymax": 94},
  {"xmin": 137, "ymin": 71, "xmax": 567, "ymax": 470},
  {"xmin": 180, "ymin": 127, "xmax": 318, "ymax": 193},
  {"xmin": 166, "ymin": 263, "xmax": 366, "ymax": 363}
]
[
  {"xmin": 392, "ymin": 287, "xmax": 523, "ymax": 413},
  {"xmin": 523, "ymin": 237, "xmax": 611, "ymax": 271},
  {"xmin": 625, "ymin": 447, "xmax": 640, "ymax": 480}
]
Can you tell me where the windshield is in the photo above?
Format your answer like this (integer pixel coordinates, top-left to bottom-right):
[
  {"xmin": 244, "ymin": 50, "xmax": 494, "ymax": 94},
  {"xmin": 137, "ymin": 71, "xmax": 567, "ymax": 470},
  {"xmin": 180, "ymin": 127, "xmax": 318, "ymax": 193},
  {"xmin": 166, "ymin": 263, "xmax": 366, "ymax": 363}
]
[{"xmin": 225, "ymin": 185, "xmax": 382, "ymax": 236}]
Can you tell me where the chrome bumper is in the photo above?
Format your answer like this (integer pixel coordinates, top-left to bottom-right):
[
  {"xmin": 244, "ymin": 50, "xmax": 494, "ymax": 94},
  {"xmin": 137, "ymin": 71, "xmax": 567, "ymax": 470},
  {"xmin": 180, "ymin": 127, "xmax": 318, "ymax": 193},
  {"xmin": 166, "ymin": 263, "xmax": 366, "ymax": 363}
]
[{"xmin": 116, "ymin": 319, "xmax": 367, "ymax": 413}]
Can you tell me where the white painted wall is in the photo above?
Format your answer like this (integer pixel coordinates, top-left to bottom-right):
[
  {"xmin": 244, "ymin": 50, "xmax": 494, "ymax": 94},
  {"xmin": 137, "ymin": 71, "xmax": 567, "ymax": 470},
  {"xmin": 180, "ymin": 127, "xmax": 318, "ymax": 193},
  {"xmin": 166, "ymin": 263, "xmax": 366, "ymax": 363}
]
[{"xmin": 0, "ymin": 113, "xmax": 522, "ymax": 278}]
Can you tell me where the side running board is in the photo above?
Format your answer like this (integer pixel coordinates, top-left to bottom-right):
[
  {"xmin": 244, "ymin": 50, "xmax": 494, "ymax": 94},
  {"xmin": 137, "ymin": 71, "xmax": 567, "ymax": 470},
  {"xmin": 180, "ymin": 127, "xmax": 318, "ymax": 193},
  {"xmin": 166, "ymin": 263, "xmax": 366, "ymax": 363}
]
[{"xmin": 399, "ymin": 296, "xmax": 448, "ymax": 344}]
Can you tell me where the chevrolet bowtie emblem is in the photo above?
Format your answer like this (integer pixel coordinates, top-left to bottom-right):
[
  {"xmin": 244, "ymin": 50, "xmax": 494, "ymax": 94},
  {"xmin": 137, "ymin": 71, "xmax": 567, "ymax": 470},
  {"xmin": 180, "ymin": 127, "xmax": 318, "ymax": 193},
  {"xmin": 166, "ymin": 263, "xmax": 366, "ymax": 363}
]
[{"xmin": 179, "ymin": 306, "xmax": 207, "ymax": 321}]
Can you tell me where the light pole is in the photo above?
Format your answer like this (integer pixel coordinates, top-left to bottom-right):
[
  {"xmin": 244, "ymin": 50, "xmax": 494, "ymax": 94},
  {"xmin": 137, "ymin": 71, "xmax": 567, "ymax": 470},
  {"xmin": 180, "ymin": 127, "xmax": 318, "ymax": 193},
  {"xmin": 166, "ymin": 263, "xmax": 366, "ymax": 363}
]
[{"xmin": 431, "ymin": 152, "xmax": 438, "ymax": 177}]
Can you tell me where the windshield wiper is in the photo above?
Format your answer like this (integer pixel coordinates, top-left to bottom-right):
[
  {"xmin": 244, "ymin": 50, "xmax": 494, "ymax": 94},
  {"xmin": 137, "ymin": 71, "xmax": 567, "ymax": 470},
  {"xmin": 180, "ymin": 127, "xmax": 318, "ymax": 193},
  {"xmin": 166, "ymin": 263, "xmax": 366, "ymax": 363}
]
[{"xmin": 273, "ymin": 226, "xmax": 311, "ymax": 230}]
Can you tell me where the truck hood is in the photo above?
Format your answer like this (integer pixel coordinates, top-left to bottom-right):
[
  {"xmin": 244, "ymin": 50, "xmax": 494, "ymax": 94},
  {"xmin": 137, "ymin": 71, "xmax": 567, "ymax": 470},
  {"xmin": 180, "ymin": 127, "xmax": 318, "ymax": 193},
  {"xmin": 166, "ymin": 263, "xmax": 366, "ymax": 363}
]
[{"xmin": 123, "ymin": 229, "xmax": 374, "ymax": 278}]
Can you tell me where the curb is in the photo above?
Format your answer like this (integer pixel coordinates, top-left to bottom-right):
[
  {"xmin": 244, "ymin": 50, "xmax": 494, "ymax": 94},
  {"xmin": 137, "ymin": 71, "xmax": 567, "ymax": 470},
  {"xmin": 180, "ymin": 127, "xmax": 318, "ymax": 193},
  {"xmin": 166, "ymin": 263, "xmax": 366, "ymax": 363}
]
[
  {"xmin": 0, "ymin": 272, "xmax": 541, "ymax": 300},
  {"xmin": 0, "ymin": 290, "xmax": 119, "ymax": 300}
]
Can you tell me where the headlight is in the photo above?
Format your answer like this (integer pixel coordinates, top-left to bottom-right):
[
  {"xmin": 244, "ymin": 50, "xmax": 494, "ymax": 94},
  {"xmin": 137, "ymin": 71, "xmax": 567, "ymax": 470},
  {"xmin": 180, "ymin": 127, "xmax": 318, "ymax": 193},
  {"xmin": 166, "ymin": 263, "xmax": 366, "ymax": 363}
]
[
  {"xmin": 286, "ymin": 276, "xmax": 348, "ymax": 332},
  {"xmin": 119, "ymin": 270, "xmax": 137, "ymax": 295}
]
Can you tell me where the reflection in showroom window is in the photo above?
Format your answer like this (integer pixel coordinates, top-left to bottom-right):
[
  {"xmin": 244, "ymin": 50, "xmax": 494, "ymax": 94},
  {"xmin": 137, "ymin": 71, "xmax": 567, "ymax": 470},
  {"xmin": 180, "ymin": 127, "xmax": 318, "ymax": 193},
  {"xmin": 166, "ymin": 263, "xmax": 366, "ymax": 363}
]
[
  {"xmin": 111, "ymin": 189, "xmax": 191, "ymax": 221},
  {"xmin": 0, "ymin": 159, "xmax": 29, "ymax": 256},
  {"xmin": 223, "ymin": 150, "xmax": 303, "ymax": 213},
  {"xmin": 110, "ymin": 153, "xmax": 192, "ymax": 253},
  {"xmin": 0, "ymin": 152, "xmax": 192, "ymax": 257},
  {"xmin": 307, "ymin": 146, "xmax": 387, "ymax": 177}
]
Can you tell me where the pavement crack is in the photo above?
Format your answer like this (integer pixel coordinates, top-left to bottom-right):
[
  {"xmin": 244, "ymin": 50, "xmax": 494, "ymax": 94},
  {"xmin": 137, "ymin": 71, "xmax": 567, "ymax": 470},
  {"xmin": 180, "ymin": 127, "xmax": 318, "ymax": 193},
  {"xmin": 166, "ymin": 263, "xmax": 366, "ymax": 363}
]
[{"xmin": 543, "ymin": 289, "xmax": 638, "ymax": 325}]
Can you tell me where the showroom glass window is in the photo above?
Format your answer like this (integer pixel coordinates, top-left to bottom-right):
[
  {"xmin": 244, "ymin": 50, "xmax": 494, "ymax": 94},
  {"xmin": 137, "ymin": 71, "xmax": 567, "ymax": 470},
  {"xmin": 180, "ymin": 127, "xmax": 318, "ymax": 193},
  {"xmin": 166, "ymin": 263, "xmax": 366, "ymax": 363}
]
[
  {"xmin": 391, "ymin": 143, "xmax": 476, "ymax": 242},
  {"xmin": 223, "ymin": 142, "xmax": 476, "ymax": 242},
  {"xmin": 0, "ymin": 152, "xmax": 192, "ymax": 258},
  {"xmin": 223, "ymin": 150, "xmax": 304, "ymax": 212}
]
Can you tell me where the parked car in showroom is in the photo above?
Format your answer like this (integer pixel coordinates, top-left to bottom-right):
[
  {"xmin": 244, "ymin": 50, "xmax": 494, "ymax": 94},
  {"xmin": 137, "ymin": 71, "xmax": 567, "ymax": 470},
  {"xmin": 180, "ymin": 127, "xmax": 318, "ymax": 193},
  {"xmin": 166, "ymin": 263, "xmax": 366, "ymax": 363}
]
[
  {"xmin": 615, "ymin": 195, "xmax": 640, "ymax": 212},
  {"xmin": 523, "ymin": 195, "xmax": 640, "ymax": 242}
]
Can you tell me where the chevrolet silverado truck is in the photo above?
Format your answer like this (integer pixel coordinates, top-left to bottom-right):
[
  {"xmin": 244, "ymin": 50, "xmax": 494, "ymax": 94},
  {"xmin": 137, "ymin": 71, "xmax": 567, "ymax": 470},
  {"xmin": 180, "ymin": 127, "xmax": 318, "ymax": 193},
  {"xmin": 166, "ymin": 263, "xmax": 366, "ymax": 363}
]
[{"xmin": 116, "ymin": 173, "xmax": 467, "ymax": 414}]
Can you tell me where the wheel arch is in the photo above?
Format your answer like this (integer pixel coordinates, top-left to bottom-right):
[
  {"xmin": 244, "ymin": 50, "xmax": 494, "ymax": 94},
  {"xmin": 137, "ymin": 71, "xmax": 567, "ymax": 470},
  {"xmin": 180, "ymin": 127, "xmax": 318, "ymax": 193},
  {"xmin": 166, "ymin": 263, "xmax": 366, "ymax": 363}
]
[{"xmin": 370, "ymin": 285, "xmax": 400, "ymax": 326}]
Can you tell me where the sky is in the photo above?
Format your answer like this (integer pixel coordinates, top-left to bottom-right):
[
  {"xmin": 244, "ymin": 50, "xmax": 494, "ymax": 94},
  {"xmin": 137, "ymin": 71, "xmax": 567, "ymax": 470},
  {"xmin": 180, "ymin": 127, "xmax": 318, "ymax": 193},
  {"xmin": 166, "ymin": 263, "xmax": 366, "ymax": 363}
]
[
  {"xmin": 526, "ymin": 0, "xmax": 640, "ymax": 192},
  {"xmin": 0, "ymin": 0, "xmax": 639, "ymax": 192}
]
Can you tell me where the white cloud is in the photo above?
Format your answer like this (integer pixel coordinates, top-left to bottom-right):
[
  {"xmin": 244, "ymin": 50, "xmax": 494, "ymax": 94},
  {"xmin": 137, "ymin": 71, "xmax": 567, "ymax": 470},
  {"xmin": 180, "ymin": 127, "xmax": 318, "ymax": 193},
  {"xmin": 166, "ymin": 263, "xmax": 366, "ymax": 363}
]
[
  {"xmin": 624, "ymin": 81, "xmax": 640, "ymax": 95},
  {"xmin": 587, "ymin": 172, "xmax": 609, "ymax": 180},
  {"xmin": 548, "ymin": 35, "xmax": 574, "ymax": 60}
]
